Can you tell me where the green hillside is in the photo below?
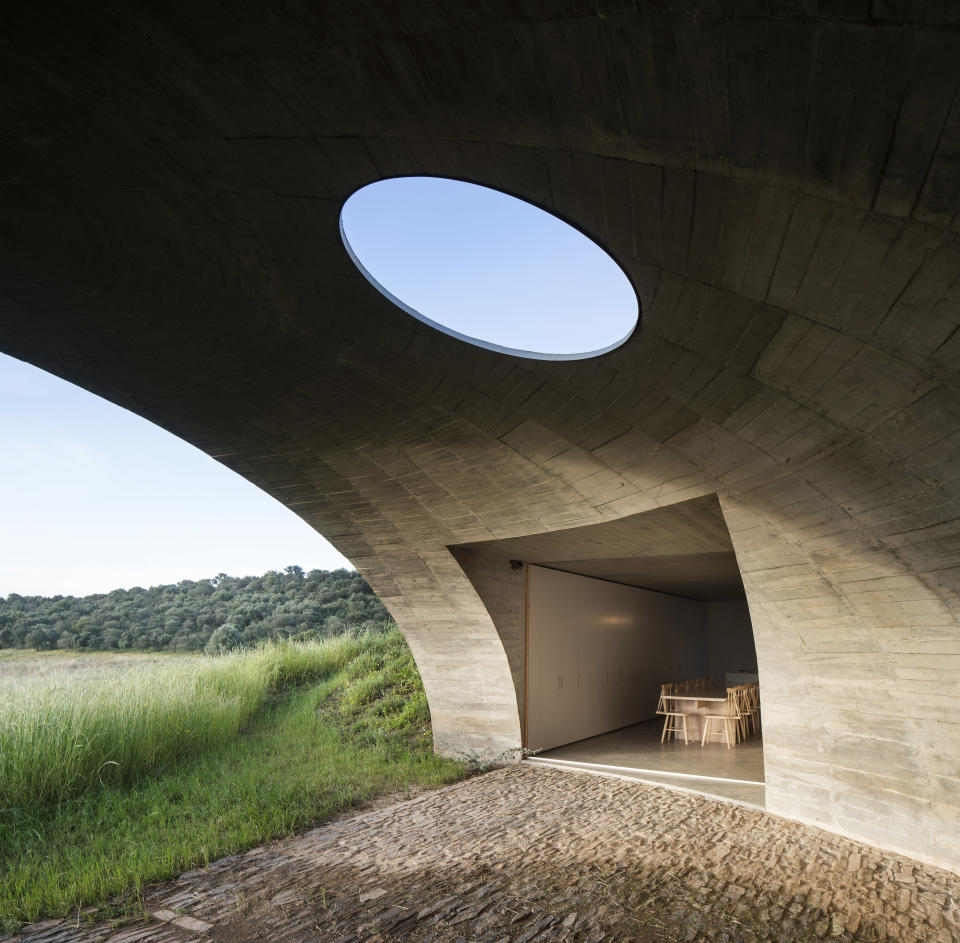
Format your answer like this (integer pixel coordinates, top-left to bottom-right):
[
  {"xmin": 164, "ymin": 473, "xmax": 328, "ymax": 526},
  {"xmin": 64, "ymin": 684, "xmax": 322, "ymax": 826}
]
[{"xmin": 0, "ymin": 567, "xmax": 392, "ymax": 652}]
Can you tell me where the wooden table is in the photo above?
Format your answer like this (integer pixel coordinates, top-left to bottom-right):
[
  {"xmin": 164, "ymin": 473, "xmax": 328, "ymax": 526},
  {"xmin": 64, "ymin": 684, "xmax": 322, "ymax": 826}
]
[{"xmin": 662, "ymin": 691, "xmax": 731, "ymax": 741}]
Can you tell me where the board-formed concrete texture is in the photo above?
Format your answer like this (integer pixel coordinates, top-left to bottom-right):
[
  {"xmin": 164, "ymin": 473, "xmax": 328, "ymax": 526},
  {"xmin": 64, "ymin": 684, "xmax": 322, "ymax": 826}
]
[{"xmin": 2, "ymin": 3, "xmax": 960, "ymax": 872}]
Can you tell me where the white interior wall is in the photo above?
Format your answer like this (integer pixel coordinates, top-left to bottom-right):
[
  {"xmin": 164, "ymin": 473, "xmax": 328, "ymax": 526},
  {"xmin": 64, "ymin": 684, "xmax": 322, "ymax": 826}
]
[
  {"xmin": 706, "ymin": 601, "xmax": 757, "ymax": 679},
  {"xmin": 526, "ymin": 566, "xmax": 706, "ymax": 751}
]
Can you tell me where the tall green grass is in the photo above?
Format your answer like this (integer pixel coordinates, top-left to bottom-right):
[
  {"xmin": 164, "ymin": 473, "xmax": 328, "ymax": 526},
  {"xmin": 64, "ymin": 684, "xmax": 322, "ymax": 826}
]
[
  {"xmin": 0, "ymin": 635, "xmax": 363, "ymax": 809},
  {"xmin": 0, "ymin": 630, "xmax": 466, "ymax": 932}
]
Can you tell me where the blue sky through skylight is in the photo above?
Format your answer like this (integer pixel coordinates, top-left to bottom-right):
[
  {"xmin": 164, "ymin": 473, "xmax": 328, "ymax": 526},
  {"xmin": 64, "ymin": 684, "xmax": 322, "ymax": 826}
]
[{"xmin": 340, "ymin": 177, "xmax": 638, "ymax": 358}]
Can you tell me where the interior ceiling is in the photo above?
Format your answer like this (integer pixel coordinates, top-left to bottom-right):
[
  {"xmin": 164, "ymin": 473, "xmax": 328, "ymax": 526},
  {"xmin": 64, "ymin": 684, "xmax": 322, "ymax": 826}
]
[
  {"xmin": 454, "ymin": 495, "xmax": 746, "ymax": 602},
  {"xmin": 541, "ymin": 554, "xmax": 745, "ymax": 603}
]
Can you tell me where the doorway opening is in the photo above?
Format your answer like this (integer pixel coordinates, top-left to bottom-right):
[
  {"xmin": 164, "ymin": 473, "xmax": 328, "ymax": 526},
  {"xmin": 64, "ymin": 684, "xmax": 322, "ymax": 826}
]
[{"xmin": 452, "ymin": 494, "xmax": 764, "ymax": 808}]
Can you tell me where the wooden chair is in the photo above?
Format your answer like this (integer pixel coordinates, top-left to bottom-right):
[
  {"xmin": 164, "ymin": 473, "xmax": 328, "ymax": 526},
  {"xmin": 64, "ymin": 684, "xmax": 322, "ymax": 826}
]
[
  {"xmin": 748, "ymin": 682, "xmax": 761, "ymax": 732},
  {"xmin": 734, "ymin": 685, "xmax": 755, "ymax": 740},
  {"xmin": 701, "ymin": 689, "xmax": 741, "ymax": 748},
  {"xmin": 661, "ymin": 710, "xmax": 691, "ymax": 744},
  {"xmin": 657, "ymin": 682, "xmax": 692, "ymax": 744},
  {"xmin": 656, "ymin": 682, "xmax": 674, "ymax": 714}
]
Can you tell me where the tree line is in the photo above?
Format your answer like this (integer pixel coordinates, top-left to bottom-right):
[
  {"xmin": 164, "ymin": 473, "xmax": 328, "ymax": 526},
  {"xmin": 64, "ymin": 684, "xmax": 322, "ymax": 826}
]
[{"xmin": 0, "ymin": 567, "xmax": 394, "ymax": 653}]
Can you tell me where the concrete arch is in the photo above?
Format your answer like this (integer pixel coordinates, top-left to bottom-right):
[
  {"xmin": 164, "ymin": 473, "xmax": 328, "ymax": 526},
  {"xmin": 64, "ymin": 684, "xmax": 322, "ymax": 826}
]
[{"xmin": 2, "ymin": 4, "xmax": 960, "ymax": 871}]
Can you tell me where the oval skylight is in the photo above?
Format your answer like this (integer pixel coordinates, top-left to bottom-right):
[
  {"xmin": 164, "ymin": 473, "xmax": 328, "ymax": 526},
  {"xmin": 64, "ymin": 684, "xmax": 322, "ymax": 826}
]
[{"xmin": 339, "ymin": 177, "xmax": 639, "ymax": 360}]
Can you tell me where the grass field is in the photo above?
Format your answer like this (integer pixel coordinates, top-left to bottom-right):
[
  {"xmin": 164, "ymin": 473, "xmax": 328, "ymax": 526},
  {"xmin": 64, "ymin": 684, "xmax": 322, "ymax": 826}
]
[{"xmin": 0, "ymin": 631, "xmax": 467, "ymax": 932}]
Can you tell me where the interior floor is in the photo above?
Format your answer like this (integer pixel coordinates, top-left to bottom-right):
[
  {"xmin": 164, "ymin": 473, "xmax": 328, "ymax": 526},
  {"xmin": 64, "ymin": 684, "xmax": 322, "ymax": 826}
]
[{"xmin": 525, "ymin": 719, "xmax": 765, "ymax": 809}]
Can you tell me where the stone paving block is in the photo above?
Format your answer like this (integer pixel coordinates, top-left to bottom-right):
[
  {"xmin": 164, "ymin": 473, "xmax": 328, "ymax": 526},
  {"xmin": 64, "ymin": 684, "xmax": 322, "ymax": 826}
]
[{"xmin": 168, "ymin": 917, "xmax": 210, "ymax": 935}]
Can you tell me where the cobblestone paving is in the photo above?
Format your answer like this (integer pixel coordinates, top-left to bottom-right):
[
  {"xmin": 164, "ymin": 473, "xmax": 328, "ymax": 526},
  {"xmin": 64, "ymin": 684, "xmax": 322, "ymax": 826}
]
[{"xmin": 9, "ymin": 765, "xmax": 960, "ymax": 943}]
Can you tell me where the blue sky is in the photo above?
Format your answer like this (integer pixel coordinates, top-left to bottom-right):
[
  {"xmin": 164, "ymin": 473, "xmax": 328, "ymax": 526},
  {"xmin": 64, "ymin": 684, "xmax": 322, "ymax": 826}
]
[
  {"xmin": 2, "ymin": 177, "xmax": 636, "ymax": 597},
  {"xmin": 0, "ymin": 354, "xmax": 351, "ymax": 597}
]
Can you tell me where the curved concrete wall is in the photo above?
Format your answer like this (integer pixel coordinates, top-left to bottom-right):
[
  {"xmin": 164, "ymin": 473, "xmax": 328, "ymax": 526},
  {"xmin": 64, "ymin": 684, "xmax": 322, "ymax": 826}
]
[{"xmin": 2, "ymin": 4, "xmax": 960, "ymax": 870}]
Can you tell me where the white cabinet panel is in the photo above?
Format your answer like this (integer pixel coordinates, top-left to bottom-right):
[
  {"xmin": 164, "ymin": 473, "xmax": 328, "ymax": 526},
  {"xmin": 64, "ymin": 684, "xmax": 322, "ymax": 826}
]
[{"xmin": 526, "ymin": 566, "xmax": 708, "ymax": 751}]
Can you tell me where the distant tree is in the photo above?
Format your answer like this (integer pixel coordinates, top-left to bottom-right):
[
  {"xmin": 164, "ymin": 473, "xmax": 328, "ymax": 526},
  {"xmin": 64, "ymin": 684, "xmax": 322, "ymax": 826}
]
[
  {"xmin": 324, "ymin": 615, "xmax": 347, "ymax": 635},
  {"xmin": 204, "ymin": 623, "xmax": 244, "ymax": 655},
  {"xmin": 25, "ymin": 626, "xmax": 57, "ymax": 650}
]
